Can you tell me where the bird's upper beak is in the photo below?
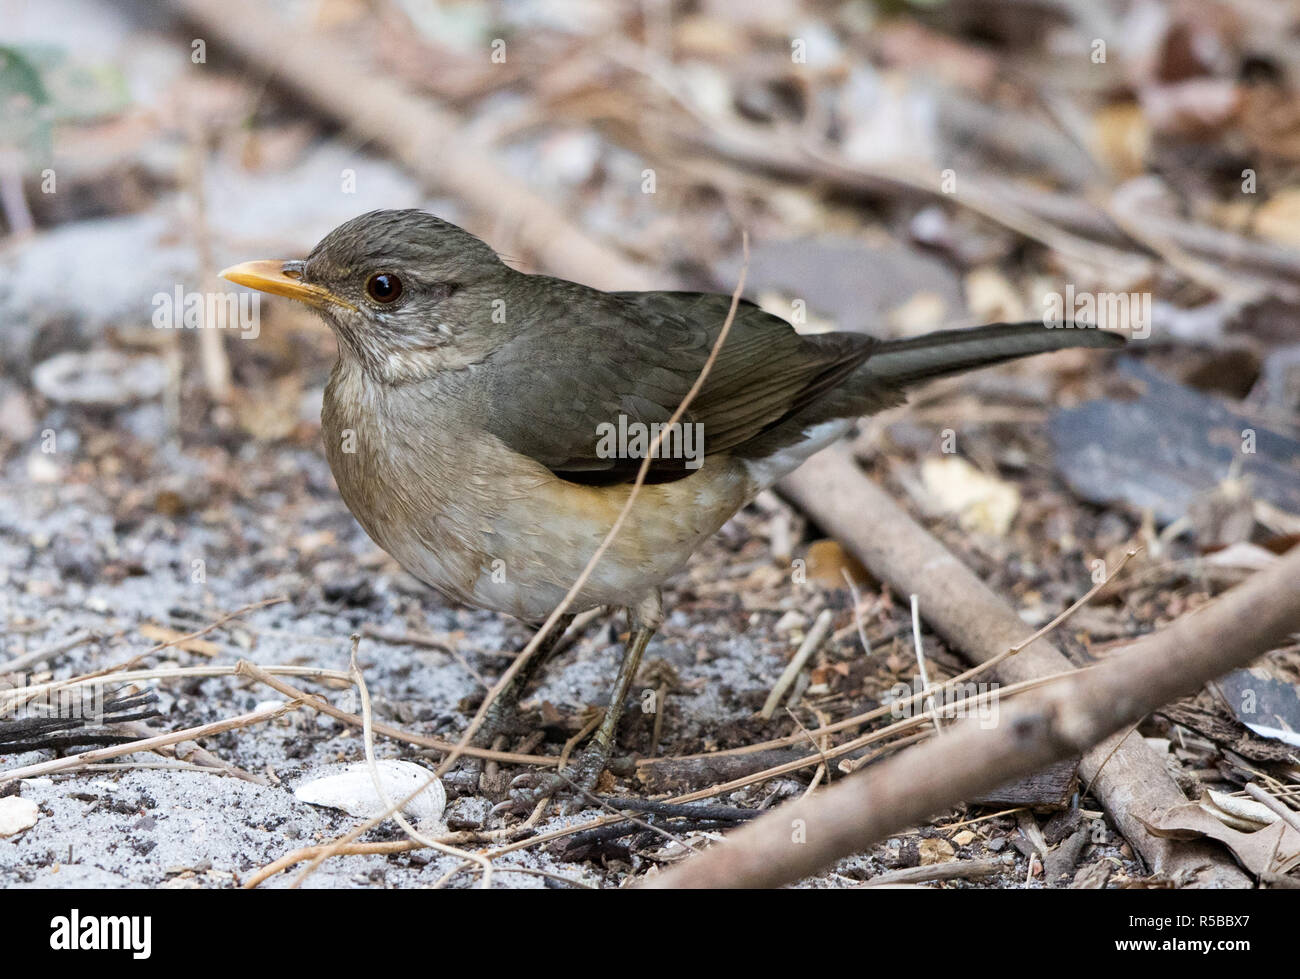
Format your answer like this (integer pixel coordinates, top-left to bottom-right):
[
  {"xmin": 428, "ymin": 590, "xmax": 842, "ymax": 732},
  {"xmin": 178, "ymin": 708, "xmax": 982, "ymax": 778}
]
[{"xmin": 219, "ymin": 260, "xmax": 356, "ymax": 311}]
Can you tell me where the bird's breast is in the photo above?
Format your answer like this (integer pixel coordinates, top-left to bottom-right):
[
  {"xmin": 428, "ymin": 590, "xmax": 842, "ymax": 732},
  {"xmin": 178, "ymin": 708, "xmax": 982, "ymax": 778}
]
[{"xmin": 320, "ymin": 362, "xmax": 756, "ymax": 620}]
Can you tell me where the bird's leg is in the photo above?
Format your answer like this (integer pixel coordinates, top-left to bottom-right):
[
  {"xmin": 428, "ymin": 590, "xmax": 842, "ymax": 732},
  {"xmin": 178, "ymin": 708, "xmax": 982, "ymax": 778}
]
[
  {"xmin": 446, "ymin": 614, "xmax": 574, "ymax": 797},
  {"xmin": 504, "ymin": 592, "xmax": 661, "ymax": 811},
  {"xmin": 473, "ymin": 612, "xmax": 575, "ymax": 747},
  {"xmin": 574, "ymin": 604, "xmax": 657, "ymax": 781}
]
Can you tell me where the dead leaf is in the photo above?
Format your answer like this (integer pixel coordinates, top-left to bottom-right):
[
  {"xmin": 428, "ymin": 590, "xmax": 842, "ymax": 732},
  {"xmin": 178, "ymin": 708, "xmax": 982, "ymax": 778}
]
[
  {"xmin": 1139, "ymin": 804, "xmax": 1300, "ymax": 877},
  {"xmin": 138, "ymin": 624, "xmax": 221, "ymax": 657},
  {"xmin": 920, "ymin": 456, "xmax": 1020, "ymax": 536},
  {"xmin": 804, "ymin": 539, "xmax": 874, "ymax": 589},
  {"xmin": 918, "ymin": 837, "xmax": 956, "ymax": 865},
  {"xmin": 1201, "ymin": 789, "xmax": 1276, "ymax": 832},
  {"xmin": 964, "ymin": 267, "xmax": 1026, "ymax": 323},
  {"xmin": 1252, "ymin": 187, "xmax": 1300, "ymax": 248},
  {"xmin": 1092, "ymin": 102, "xmax": 1151, "ymax": 179}
]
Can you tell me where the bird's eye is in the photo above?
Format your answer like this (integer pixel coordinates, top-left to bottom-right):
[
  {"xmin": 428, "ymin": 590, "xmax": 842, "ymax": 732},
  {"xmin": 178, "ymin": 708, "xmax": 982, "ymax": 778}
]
[{"xmin": 365, "ymin": 273, "xmax": 403, "ymax": 304}]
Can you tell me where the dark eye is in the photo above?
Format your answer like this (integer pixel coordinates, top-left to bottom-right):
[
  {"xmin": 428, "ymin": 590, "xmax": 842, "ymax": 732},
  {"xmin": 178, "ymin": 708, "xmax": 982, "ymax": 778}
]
[{"xmin": 365, "ymin": 272, "xmax": 403, "ymax": 304}]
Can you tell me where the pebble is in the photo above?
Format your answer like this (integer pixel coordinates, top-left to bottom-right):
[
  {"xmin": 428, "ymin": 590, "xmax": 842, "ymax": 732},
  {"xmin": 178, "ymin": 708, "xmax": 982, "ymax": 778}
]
[{"xmin": 0, "ymin": 797, "xmax": 40, "ymax": 837}]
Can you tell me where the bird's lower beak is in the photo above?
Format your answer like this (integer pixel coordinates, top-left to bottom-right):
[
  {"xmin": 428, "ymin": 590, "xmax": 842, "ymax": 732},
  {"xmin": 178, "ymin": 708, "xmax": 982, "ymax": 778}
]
[{"xmin": 219, "ymin": 260, "xmax": 356, "ymax": 311}]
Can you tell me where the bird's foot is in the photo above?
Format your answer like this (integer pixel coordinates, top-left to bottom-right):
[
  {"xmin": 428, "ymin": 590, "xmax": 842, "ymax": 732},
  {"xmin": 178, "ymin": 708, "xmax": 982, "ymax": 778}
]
[
  {"xmin": 443, "ymin": 702, "xmax": 535, "ymax": 797},
  {"xmin": 495, "ymin": 739, "xmax": 614, "ymax": 817}
]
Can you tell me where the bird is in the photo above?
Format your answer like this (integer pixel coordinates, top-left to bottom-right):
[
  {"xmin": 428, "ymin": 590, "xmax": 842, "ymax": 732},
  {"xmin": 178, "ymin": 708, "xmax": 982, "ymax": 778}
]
[{"xmin": 221, "ymin": 208, "xmax": 1124, "ymax": 806}]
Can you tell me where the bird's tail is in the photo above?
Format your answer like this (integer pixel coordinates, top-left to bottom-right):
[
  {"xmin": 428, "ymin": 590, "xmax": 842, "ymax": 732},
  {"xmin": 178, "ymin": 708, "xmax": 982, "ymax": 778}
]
[
  {"xmin": 734, "ymin": 321, "xmax": 1124, "ymax": 489},
  {"xmin": 859, "ymin": 322, "xmax": 1126, "ymax": 389}
]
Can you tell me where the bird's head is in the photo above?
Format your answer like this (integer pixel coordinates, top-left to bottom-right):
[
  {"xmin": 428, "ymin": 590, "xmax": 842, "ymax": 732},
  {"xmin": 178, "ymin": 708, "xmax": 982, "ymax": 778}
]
[{"xmin": 221, "ymin": 209, "xmax": 510, "ymax": 380}]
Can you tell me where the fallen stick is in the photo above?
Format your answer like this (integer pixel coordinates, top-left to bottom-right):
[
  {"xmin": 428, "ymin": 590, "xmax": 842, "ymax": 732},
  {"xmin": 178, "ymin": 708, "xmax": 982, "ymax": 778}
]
[
  {"xmin": 772, "ymin": 448, "xmax": 1252, "ymax": 887},
  {"xmin": 760, "ymin": 608, "xmax": 833, "ymax": 719},
  {"xmin": 1244, "ymin": 783, "xmax": 1300, "ymax": 837},
  {"xmin": 243, "ymin": 840, "xmax": 422, "ymax": 889},
  {"xmin": 639, "ymin": 748, "xmax": 813, "ymax": 796},
  {"xmin": 859, "ymin": 855, "xmax": 1009, "ymax": 887},
  {"xmin": 0, "ymin": 629, "xmax": 99, "ymax": 674},
  {"xmin": 0, "ymin": 596, "xmax": 288, "ymax": 716},
  {"xmin": 0, "ymin": 701, "xmax": 302, "ymax": 784},
  {"xmin": 118, "ymin": 720, "xmax": 268, "ymax": 786},
  {"xmin": 647, "ymin": 537, "xmax": 1300, "ymax": 888}
]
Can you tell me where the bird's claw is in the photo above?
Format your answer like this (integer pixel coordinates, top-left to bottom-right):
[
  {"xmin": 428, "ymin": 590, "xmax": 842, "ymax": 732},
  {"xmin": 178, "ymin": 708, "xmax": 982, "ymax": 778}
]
[
  {"xmin": 491, "ymin": 772, "xmax": 566, "ymax": 817},
  {"xmin": 492, "ymin": 742, "xmax": 613, "ymax": 816}
]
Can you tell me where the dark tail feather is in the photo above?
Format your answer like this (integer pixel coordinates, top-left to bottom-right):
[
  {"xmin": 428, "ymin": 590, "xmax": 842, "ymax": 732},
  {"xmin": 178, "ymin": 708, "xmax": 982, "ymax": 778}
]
[{"xmin": 860, "ymin": 322, "xmax": 1125, "ymax": 388}]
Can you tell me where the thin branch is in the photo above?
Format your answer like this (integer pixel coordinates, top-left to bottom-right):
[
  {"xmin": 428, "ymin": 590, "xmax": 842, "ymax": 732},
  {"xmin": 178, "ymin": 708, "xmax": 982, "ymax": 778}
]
[
  {"xmin": 910, "ymin": 595, "xmax": 941, "ymax": 735},
  {"xmin": 0, "ymin": 596, "xmax": 287, "ymax": 715},
  {"xmin": 0, "ymin": 702, "xmax": 302, "ymax": 783},
  {"xmin": 760, "ymin": 608, "xmax": 833, "ymax": 720},
  {"xmin": 0, "ymin": 630, "xmax": 99, "ymax": 674},
  {"xmin": 346, "ymin": 635, "xmax": 494, "ymax": 889}
]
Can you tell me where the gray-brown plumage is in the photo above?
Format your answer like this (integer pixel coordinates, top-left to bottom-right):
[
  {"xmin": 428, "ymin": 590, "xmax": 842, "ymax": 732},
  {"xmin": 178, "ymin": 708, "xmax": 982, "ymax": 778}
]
[{"xmin": 222, "ymin": 208, "xmax": 1124, "ymax": 804}]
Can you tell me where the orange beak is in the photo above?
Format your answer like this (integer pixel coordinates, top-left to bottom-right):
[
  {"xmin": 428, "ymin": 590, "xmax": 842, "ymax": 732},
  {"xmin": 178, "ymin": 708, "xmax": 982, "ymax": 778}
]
[{"xmin": 219, "ymin": 260, "xmax": 357, "ymax": 311}]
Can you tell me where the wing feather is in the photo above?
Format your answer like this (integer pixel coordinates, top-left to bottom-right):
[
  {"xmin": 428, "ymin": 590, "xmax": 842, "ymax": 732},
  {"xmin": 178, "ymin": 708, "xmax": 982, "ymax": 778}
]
[{"xmin": 475, "ymin": 281, "xmax": 871, "ymax": 484}]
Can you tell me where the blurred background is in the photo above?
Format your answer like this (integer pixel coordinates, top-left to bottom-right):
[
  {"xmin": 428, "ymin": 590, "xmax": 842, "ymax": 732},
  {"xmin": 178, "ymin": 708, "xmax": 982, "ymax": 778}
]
[{"xmin": 1, "ymin": 0, "xmax": 1299, "ymax": 887}]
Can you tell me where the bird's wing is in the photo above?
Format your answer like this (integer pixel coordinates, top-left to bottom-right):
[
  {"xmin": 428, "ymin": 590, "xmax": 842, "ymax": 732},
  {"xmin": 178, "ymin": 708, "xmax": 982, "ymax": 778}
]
[{"xmin": 475, "ymin": 281, "xmax": 872, "ymax": 484}]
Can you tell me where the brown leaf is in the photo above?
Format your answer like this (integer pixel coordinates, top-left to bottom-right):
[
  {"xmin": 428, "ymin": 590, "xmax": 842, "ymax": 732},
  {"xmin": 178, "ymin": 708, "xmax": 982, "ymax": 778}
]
[
  {"xmin": 804, "ymin": 539, "xmax": 875, "ymax": 590},
  {"xmin": 1138, "ymin": 804, "xmax": 1300, "ymax": 877},
  {"xmin": 918, "ymin": 837, "xmax": 956, "ymax": 865},
  {"xmin": 138, "ymin": 624, "xmax": 221, "ymax": 658}
]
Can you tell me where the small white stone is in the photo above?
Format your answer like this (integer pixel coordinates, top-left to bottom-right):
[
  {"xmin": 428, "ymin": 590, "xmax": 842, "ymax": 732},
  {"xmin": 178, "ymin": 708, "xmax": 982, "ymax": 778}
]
[
  {"xmin": 26, "ymin": 453, "xmax": 62, "ymax": 484},
  {"xmin": 773, "ymin": 610, "xmax": 807, "ymax": 635},
  {"xmin": 0, "ymin": 796, "xmax": 39, "ymax": 837}
]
